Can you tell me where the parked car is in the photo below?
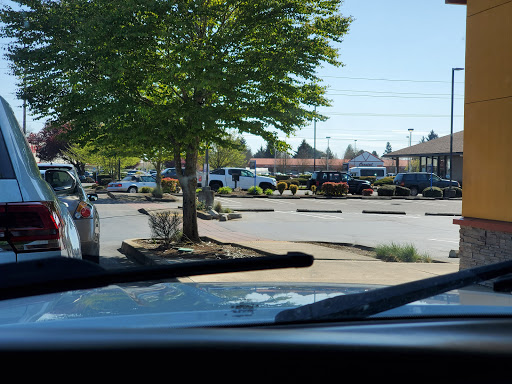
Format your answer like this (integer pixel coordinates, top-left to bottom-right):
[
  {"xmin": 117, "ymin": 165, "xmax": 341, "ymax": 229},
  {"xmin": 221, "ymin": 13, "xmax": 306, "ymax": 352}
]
[
  {"xmin": 205, "ymin": 167, "xmax": 277, "ymax": 191},
  {"xmin": 162, "ymin": 167, "xmax": 203, "ymax": 187},
  {"xmin": 38, "ymin": 163, "xmax": 100, "ymax": 263},
  {"xmin": 307, "ymin": 171, "xmax": 372, "ymax": 194},
  {"xmin": 107, "ymin": 175, "xmax": 156, "ymax": 193},
  {"xmin": 393, "ymin": 172, "xmax": 460, "ymax": 196},
  {"xmin": 0, "ymin": 96, "xmax": 81, "ymax": 263}
]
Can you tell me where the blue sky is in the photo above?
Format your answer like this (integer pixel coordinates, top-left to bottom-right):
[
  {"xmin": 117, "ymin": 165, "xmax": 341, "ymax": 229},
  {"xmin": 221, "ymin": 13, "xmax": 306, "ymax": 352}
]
[{"xmin": 0, "ymin": 0, "xmax": 467, "ymax": 158}]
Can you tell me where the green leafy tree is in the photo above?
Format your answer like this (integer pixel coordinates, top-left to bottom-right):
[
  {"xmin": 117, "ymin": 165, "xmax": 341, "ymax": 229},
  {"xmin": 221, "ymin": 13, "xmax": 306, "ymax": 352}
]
[
  {"xmin": 209, "ymin": 134, "xmax": 249, "ymax": 169},
  {"xmin": 1, "ymin": 0, "xmax": 352, "ymax": 241}
]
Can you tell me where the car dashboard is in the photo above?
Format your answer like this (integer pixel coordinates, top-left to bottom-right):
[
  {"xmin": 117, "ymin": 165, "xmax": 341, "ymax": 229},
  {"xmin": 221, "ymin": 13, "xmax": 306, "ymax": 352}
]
[{"xmin": 2, "ymin": 316, "xmax": 511, "ymax": 382}]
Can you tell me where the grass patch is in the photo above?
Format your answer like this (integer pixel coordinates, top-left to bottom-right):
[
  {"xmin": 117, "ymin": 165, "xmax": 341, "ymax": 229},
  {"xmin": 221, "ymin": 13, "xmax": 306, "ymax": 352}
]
[{"xmin": 374, "ymin": 242, "xmax": 432, "ymax": 263}]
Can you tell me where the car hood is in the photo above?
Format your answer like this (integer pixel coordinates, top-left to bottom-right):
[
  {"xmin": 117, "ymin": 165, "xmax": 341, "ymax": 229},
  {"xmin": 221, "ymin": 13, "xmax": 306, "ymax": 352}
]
[{"xmin": 0, "ymin": 281, "xmax": 510, "ymax": 329}]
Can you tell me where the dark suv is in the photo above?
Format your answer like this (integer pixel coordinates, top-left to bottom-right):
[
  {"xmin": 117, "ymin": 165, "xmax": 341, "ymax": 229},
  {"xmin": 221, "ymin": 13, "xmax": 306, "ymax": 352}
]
[
  {"xmin": 393, "ymin": 172, "xmax": 460, "ymax": 196},
  {"xmin": 307, "ymin": 171, "xmax": 372, "ymax": 194}
]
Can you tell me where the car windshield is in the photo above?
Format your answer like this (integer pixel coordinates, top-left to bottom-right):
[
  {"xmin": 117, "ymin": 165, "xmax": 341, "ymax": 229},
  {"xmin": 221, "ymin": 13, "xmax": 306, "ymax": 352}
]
[{"xmin": 2, "ymin": 0, "xmax": 510, "ymax": 332}]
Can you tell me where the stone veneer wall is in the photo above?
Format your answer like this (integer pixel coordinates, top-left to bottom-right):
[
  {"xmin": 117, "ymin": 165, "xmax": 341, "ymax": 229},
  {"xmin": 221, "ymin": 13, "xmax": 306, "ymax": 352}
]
[{"xmin": 459, "ymin": 226, "xmax": 512, "ymax": 271}]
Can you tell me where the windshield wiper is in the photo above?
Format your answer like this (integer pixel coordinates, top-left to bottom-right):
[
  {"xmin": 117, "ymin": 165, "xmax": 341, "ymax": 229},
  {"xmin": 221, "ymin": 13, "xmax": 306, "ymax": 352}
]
[
  {"xmin": 275, "ymin": 259, "xmax": 512, "ymax": 323},
  {"xmin": 0, "ymin": 253, "xmax": 313, "ymax": 301}
]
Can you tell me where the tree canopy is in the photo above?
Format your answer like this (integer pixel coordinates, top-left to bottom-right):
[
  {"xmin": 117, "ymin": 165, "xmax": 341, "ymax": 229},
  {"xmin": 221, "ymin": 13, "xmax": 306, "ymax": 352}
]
[{"xmin": 1, "ymin": 0, "xmax": 352, "ymax": 240}]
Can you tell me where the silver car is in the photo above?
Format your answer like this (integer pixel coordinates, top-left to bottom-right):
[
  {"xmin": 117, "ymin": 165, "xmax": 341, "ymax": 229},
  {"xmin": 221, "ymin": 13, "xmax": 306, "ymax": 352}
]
[
  {"xmin": 38, "ymin": 163, "xmax": 100, "ymax": 263},
  {"xmin": 0, "ymin": 96, "xmax": 81, "ymax": 263}
]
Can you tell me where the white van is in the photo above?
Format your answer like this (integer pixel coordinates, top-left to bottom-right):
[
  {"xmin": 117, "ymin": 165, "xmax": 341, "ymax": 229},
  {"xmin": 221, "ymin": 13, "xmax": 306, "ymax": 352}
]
[{"xmin": 349, "ymin": 167, "xmax": 387, "ymax": 180}]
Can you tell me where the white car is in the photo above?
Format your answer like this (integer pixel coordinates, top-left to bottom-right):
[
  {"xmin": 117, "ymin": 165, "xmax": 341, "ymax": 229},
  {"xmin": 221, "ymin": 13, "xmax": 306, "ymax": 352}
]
[
  {"xmin": 107, "ymin": 175, "xmax": 156, "ymax": 193},
  {"xmin": 0, "ymin": 96, "xmax": 81, "ymax": 262}
]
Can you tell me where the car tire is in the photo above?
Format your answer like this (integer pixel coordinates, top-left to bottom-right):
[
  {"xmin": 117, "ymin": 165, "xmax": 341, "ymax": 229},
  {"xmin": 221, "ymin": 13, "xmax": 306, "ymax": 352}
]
[
  {"xmin": 210, "ymin": 181, "xmax": 222, "ymax": 191},
  {"xmin": 259, "ymin": 182, "xmax": 273, "ymax": 190},
  {"xmin": 410, "ymin": 186, "xmax": 418, "ymax": 196},
  {"xmin": 127, "ymin": 186, "xmax": 137, "ymax": 193}
]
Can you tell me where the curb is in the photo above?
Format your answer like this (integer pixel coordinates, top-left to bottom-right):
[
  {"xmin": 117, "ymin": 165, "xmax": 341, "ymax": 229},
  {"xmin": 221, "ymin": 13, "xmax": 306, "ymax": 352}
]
[
  {"xmin": 297, "ymin": 209, "xmax": 342, "ymax": 213},
  {"xmin": 425, "ymin": 212, "xmax": 462, "ymax": 216}
]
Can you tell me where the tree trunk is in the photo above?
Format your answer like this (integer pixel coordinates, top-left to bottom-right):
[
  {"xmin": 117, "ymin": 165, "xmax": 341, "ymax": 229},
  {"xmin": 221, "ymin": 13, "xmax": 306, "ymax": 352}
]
[{"xmin": 175, "ymin": 142, "xmax": 200, "ymax": 242}]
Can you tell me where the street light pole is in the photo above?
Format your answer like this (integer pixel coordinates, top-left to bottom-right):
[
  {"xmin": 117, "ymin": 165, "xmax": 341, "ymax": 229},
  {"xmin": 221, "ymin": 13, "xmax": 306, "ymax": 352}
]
[
  {"xmin": 313, "ymin": 106, "xmax": 317, "ymax": 172},
  {"xmin": 326, "ymin": 136, "xmax": 331, "ymax": 171},
  {"xmin": 408, "ymin": 128, "xmax": 414, "ymax": 172},
  {"xmin": 450, "ymin": 67, "xmax": 464, "ymax": 194}
]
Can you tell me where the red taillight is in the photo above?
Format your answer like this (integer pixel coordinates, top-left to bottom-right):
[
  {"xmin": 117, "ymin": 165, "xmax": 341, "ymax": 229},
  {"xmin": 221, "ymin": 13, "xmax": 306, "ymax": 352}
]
[
  {"xmin": 316, "ymin": 181, "xmax": 319, "ymax": 186},
  {"xmin": 401, "ymin": 182, "xmax": 405, "ymax": 186},
  {"xmin": 114, "ymin": 183, "xmax": 122, "ymax": 187},
  {"xmin": 75, "ymin": 201, "xmax": 92, "ymax": 219},
  {"xmin": 1, "ymin": 202, "xmax": 61, "ymax": 253}
]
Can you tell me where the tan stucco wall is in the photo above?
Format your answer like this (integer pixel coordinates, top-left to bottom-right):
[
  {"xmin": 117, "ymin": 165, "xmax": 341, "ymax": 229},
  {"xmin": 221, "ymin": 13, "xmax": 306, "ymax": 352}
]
[{"xmin": 462, "ymin": 0, "xmax": 512, "ymax": 222}]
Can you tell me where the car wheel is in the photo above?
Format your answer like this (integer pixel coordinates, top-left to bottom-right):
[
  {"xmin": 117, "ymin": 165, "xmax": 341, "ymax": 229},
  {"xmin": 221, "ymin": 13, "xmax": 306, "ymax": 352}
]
[
  {"xmin": 210, "ymin": 181, "xmax": 222, "ymax": 191},
  {"xmin": 410, "ymin": 186, "xmax": 418, "ymax": 196},
  {"xmin": 259, "ymin": 182, "xmax": 273, "ymax": 190},
  {"xmin": 127, "ymin": 186, "xmax": 137, "ymax": 193}
]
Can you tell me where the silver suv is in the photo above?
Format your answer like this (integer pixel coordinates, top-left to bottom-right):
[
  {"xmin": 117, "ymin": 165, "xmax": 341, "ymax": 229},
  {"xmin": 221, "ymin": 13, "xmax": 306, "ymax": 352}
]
[
  {"xmin": 0, "ymin": 96, "xmax": 81, "ymax": 263},
  {"xmin": 38, "ymin": 163, "xmax": 100, "ymax": 263}
]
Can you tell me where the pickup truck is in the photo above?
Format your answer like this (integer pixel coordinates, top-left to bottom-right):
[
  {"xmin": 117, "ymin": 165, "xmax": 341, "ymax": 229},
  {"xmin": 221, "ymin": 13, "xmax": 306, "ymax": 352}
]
[{"xmin": 203, "ymin": 168, "xmax": 277, "ymax": 191}]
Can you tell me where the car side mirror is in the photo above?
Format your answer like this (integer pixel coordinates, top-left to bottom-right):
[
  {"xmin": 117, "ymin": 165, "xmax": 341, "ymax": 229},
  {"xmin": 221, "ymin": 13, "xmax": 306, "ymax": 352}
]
[
  {"xmin": 87, "ymin": 193, "xmax": 99, "ymax": 201},
  {"xmin": 44, "ymin": 169, "xmax": 76, "ymax": 195}
]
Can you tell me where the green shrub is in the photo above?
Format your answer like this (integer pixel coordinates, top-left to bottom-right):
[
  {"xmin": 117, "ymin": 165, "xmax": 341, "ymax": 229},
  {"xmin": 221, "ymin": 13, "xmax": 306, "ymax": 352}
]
[
  {"xmin": 394, "ymin": 185, "xmax": 411, "ymax": 196},
  {"xmin": 264, "ymin": 188, "xmax": 274, "ymax": 195},
  {"xmin": 152, "ymin": 186, "xmax": 163, "ymax": 198},
  {"xmin": 217, "ymin": 186, "xmax": 233, "ymax": 194},
  {"xmin": 422, "ymin": 186, "xmax": 443, "ymax": 198},
  {"xmin": 248, "ymin": 186, "xmax": 263, "ymax": 195},
  {"xmin": 374, "ymin": 177, "xmax": 395, "ymax": 186},
  {"xmin": 377, "ymin": 185, "xmax": 395, "ymax": 196},
  {"xmin": 289, "ymin": 184, "xmax": 298, "ymax": 195},
  {"xmin": 140, "ymin": 186, "xmax": 153, "ymax": 193},
  {"xmin": 443, "ymin": 187, "xmax": 462, "ymax": 197},
  {"xmin": 360, "ymin": 176, "xmax": 376, "ymax": 185},
  {"xmin": 277, "ymin": 182, "xmax": 287, "ymax": 195},
  {"xmin": 375, "ymin": 243, "xmax": 432, "ymax": 263},
  {"xmin": 362, "ymin": 188, "xmax": 373, "ymax": 196}
]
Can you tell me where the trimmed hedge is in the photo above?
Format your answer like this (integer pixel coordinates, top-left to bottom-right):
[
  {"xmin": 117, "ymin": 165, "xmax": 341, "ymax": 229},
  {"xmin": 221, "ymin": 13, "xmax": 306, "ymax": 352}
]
[
  {"xmin": 374, "ymin": 176, "xmax": 395, "ymax": 186},
  {"xmin": 394, "ymin": 185, "xmax": 411, "ymax": 196},
  {"xmin": 422, "ymin": 186, "xmax": 443, "ymax": 198},
  {"xmin": 377, "ymin": 185, "xmax": 395, "ymax": 196},
  {"xmin": 161, "ymin": 178, "xmax": 180, "ymax": 193},
  {"xmin": 321, "ymin": 182, "xmax": 349, "ymax": 196},
  {"xmin": 443, "ymin": 187, "xmax": 462, "ymax": 197}
]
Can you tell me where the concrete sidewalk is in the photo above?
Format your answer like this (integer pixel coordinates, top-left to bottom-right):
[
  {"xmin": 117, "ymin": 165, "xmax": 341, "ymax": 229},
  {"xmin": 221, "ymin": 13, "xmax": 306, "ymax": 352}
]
[{"xmin": 122, "ymin": 218, "xmax": 460, "ymax": 286}]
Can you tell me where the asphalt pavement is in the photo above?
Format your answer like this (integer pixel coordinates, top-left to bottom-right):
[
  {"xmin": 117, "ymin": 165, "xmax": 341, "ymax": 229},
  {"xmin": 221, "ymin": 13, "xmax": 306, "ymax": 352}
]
[{"xmin": 92, "ymin": 187, "xmax": 462, "ymax": 285}]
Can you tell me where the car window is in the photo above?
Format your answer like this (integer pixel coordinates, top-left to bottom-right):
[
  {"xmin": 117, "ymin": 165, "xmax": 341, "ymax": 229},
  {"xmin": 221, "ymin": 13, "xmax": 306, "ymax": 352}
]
[
  {"xmin": 210, "ymin": 169, "xmax": 225, "ymax": 175},
  {"xmin": 241, "ymin": 170, "xmax": 253, "ymax": 177},
  {"xmin": 416, "ymin": 174, "xmax": 429, "ymax": 181},
  {"xmin": 330, "ymin": 173, "xmax": 342, "ymax": 182},
  {"xmin": 0, "ymin": 128, "xmax": 15, "ymax": 179}
]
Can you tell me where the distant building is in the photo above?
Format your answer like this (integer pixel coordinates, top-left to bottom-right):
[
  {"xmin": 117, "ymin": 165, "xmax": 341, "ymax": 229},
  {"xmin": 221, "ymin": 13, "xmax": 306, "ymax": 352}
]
[
  {"xmin": 249, "ymin": 155, "xmax": 407, "ymax": 174},
  {"xmin": 382, "ymin": 131, "xmax": 463, "ymax": 184}
]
